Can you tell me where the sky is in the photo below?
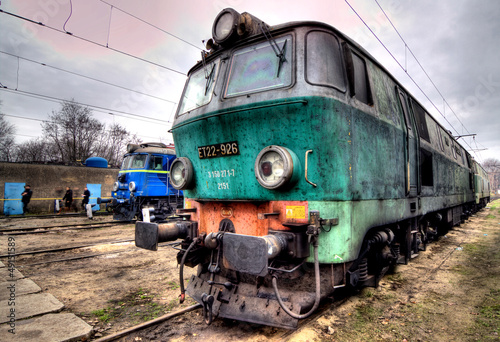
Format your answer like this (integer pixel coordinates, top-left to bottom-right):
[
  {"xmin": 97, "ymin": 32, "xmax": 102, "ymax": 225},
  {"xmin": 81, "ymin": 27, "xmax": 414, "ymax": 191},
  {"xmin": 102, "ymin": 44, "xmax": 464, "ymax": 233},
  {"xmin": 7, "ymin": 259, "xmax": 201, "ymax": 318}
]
[{"xmin": 0, "ymin": 0, "xmax": 499, "ymax": 164}]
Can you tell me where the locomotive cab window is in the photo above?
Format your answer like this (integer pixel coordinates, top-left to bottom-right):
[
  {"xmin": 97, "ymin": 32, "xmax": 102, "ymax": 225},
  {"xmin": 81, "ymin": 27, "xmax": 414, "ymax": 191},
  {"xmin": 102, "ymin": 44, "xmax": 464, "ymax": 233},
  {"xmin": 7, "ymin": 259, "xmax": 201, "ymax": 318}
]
[
  {"xmin": 224, "ymin": 35, "xmax": 293, "ymax": 97},
  {"xmin": 178, "ymin": 59, "xmax": 220, "ymax": 115},
  {"xmin": 343, "ymin": 44, "xmax": 373, "ymax": 105},
  {"xmin": 121, "ymin": 155, "xmax": 133, "ymax": 170},
  {"xmin": 305, "ymin": 31, "xmax": 346, "ymax": 91},
  {"xmin": 131, "ymin": 154, "xmax": 147, "ymax": 169},
  {"xmin": 149, "ymin": 156, "xmax": 164, "ymax": 170}
]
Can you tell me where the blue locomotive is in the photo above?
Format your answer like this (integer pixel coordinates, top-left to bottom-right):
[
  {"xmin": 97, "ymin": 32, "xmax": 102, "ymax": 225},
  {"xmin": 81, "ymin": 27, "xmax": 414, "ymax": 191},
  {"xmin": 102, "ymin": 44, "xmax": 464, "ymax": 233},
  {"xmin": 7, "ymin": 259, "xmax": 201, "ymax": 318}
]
[{"xmin": 100, "ymin": 142, "xmax": 183, "ymax": 221}]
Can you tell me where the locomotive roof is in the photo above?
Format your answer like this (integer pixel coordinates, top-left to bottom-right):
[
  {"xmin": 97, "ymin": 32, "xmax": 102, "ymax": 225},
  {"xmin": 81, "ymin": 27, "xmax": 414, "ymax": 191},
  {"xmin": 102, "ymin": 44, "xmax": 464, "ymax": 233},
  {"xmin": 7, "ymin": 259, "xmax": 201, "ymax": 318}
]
[
  {"xmin": 185, "ymin": 14, "xmax": 474, "ymax": 165},
  {"xmin": 128, "ymin": 147, "xmax": 176, "ymax": 155}
]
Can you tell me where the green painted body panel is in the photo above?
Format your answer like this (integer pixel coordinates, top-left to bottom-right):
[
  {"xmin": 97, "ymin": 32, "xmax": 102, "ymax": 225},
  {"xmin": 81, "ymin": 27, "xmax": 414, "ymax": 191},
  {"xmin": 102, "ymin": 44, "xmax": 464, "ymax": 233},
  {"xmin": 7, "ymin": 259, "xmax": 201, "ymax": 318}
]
[
  {"xmin": 308, "ymin": 199, "xmax": 410, "ymax": 263},
  {"xmin": 172, "ymin": 96, "xmax": 406, "ymax": 203}
]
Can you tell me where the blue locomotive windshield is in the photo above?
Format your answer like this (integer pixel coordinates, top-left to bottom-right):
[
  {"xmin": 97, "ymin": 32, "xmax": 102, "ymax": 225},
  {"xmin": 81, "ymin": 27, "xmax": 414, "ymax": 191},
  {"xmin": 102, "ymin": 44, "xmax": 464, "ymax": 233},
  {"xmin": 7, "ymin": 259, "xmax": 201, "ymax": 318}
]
[
  {"xmin": 121, "ymin": 154, "xmax": 148, "ymax": 170},
  {"xmin": 225, "ymin": 35, "xmax": 292, "ymax": 97},
  {"xmin": 178, "ymin": 59, "xmax": 220, "ymax": 115}
]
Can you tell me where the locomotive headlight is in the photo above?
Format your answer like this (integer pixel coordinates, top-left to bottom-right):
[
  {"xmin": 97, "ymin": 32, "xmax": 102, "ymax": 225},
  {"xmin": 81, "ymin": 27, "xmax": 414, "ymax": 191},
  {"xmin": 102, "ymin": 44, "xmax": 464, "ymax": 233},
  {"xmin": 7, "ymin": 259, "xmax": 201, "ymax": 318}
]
[
  {"xmin": 113, "ymin": 182, "xmax": 119, "ymax": 192},
  {"xmin": 255, "ymin": 146, "xmax": 300, "ymax": 190},
  {"xmin": 169, "ymin": 157, "xmax": 194, "ymax": 190},
  {"xmin": 212, "ymin": 8, "xmax": 241, "ymax": 45},
  {"xmin": 129, "ymin": 182, "xmax": 136, "ymax": 192}
]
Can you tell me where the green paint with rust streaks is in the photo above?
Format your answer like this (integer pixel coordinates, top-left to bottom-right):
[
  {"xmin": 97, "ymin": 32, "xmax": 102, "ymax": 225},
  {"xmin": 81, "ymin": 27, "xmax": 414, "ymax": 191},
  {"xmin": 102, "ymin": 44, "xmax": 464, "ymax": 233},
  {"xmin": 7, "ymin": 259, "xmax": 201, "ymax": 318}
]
[
  {"xmin": 171, "ymin": 96, "xmax": 409, "ymax": 262},
  {"xmin": 171, "ymin": 96, "xmax": 406, "ymax": 203}
]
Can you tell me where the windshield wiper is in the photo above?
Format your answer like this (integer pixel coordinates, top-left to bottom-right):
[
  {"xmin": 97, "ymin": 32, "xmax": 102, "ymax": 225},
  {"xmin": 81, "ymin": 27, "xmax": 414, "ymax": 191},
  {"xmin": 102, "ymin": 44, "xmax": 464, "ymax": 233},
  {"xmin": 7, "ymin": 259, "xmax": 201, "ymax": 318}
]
[
  {"xmin": 204, "ymin": 64, "xmax": 216, "ymax": 95},
  {"xmin": 201, "ymin": 51, "xmax": 216, "ymax": 95},
  {"xmin": 259, "ymin": 23, "xmax": 287, "ymax": 77}
]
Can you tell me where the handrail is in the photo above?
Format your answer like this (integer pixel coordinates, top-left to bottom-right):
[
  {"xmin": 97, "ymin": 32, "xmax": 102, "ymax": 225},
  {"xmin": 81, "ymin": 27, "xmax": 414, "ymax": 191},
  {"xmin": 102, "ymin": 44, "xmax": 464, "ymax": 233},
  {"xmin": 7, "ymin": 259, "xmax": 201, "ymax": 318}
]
[{"xmin": 305, "ymin": 150, "xmax": 317, "ymax": 187}]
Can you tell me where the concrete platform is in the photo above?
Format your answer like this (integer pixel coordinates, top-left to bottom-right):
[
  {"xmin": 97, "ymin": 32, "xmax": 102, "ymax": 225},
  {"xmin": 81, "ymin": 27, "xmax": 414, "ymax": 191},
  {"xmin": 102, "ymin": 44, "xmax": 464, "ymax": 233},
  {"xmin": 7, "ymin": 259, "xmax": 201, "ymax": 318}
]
[
  {"xmin": 0, "ymin": 261, "xmax": 93, "ymax": 341},
  {"xmin": 0, "ymin": 266, "xmax": 25, "ymax": 280},
  {"xmin": 0, "ymin": 292, "xmax": 64, "ymax": 323},
  {"xmin": 0, "ymin": 313, "xmax": 93, "ymax": 342},
  {"xmin": 0, "ymin": 278, "xmax": 41, "ymax": 300}
]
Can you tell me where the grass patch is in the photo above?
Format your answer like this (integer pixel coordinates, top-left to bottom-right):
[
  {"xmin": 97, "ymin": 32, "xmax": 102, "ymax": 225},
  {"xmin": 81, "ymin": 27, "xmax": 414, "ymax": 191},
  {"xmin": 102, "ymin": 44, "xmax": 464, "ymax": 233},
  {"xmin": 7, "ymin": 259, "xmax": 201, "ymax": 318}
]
[
  {"xmin": 88, "ymin": 287, "xmax": 170, "ymax": 325},
  {"xmin": 450, "ymin": 264, "xmax": 472, "ymax": 276},
  {"xmin": 486, "ymin": 214, "xmax": 496, "ymax": 219},
  {"xmin": 386, "ymin": 272, "xmax": 407, "ymax": 286},
  {"xmin": 91, "ymin": 308, "xmax": 113, "ymax": 322},
  {"xmin": 468, "ymin": 289, "xmax": 500, "ymax": 339},
  {"xmin": 167, "ymin": 280, "xmax": 180, "ymax": 290}
]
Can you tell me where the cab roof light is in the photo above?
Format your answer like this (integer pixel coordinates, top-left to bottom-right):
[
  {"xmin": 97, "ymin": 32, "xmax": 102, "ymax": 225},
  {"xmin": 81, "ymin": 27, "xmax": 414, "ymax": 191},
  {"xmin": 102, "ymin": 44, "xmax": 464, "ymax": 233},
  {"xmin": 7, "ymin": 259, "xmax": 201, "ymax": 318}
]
[{"xmin": 210, "ymin": 8, "xmax": 267, "ymax": 49}]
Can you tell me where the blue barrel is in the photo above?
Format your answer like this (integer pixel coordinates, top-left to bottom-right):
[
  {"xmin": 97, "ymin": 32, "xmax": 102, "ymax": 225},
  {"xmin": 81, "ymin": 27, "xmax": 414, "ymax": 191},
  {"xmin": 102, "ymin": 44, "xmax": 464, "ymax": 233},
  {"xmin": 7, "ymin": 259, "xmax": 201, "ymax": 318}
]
[{"xmin": 84, "ymin": 157, "xmax": 108, "ymax": 168}]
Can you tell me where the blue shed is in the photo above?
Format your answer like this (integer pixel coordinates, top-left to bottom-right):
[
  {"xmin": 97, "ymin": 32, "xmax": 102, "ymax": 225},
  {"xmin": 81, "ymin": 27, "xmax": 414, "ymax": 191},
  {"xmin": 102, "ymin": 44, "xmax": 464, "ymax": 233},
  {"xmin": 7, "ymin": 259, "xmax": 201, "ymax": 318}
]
[{"xmin": 84, "ymin": 157, "xmax": 108, "ymax": 168}]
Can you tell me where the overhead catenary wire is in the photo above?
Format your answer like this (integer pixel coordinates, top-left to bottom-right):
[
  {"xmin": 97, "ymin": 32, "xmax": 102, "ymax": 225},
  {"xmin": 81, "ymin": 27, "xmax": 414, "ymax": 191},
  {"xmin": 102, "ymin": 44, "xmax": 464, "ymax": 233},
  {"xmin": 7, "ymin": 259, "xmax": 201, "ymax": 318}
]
[
  {"xmin": 344, "ymin": 0, "xmax": 481, "ymax": 160},
  {"xmin": 373, "ymin": 0, "xmax": 470, "ymax": 137},
  {"xmin": 2, "ymin": 113, "xmax": 172, "ymax": 143},
  {"xmin": 0, "ymin": 87, "xmax": 172, "ymax": 125},
  {"xmin": 0, "ymin": 9, "xmax": 187, "ymax": 76},
  {"xmin": 99, "ymin": 0, "xmax": 204, "ymax": 51},
  {"xmin": 0, "ymin": 51, "xmax": 177, "ymax": 105}
]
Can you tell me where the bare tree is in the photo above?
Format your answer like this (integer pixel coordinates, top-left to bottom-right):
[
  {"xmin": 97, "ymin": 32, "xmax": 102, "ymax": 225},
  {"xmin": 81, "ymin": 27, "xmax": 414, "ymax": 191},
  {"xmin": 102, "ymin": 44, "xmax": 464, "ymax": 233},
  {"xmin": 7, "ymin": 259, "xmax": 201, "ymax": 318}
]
[
  {"xmin": 93, "ymin": 123, "xmax": 139, "ymax": 167},
  {"xmin": 42, "ymin": 100, "xmax": 104, "ymax": 164},
  {"xmin": 13, "ymin": 138, "xmax": 56, "ymax": 163},
  {"xmin": 0, "ymin": 110, "xmax": 17, "ymax": 162},
  {"xmin": 483, "ymin": 158, "xmax": 500, "ymax": 193}
]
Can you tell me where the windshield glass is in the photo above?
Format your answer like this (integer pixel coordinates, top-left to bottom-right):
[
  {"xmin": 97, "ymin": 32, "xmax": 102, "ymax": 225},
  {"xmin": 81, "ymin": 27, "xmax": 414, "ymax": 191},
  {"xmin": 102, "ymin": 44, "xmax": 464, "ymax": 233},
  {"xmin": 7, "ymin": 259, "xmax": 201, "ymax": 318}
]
[
  {"xmin": 121, "ymin": 156, "xmax": 133, "ymax": 170},
  {"xmin": 121, "ymin": 154, "xmax": 148, "ymax": 170},
  {"xmin": 178, "ymin": 59, "xmax": 220, "ymax": 115},
  {"xmin": 225, "ymin": 35, "xmax": 292, "ymax": 97}
]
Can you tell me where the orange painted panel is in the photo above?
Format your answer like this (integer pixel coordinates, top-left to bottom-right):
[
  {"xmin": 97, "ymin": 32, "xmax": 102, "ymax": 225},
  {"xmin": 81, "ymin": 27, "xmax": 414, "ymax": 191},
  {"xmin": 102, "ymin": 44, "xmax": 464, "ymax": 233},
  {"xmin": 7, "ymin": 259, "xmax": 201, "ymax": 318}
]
[{"xmin": 188, "ymin": 200, "xmax": 309, "ymax": 236}]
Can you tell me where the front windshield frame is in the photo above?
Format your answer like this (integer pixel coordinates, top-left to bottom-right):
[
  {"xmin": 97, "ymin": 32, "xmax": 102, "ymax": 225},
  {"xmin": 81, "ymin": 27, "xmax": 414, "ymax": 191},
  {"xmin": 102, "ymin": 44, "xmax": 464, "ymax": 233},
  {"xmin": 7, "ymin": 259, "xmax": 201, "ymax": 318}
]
[
  {"xmin": 177, "ymin": 58, "xmax": 221, "ymax": 115},
  {"xmin": 224, "ymin": 34, "xmax": 293, "ymax": 98},
  {"xmin": 121, "ymin": 154, "xmax": 148, "ymax": 170}
]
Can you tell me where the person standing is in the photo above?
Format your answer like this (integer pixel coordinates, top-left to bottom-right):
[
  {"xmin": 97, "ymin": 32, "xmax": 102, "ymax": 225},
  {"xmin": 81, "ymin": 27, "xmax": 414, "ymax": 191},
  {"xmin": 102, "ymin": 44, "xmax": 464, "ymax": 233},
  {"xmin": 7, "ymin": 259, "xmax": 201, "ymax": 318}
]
[
  {"xmin": 21, "ymin": 185, "xmax": 33, "ymax": 215},
  {"xmin": 62, "ymin": 186, "xmax": 73, "ymax": 212},
  {"xmin": 82, "ymin": 187, "xmax": 91, "ymax": 210}
]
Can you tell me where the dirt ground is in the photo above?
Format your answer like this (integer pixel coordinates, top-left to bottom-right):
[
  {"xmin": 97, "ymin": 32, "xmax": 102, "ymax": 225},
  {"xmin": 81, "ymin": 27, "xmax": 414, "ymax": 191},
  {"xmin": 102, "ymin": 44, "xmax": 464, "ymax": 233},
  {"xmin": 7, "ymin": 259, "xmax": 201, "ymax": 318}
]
[{"xmin": 1, "ymin": 202, "xmax": 499, "ymax": 342}]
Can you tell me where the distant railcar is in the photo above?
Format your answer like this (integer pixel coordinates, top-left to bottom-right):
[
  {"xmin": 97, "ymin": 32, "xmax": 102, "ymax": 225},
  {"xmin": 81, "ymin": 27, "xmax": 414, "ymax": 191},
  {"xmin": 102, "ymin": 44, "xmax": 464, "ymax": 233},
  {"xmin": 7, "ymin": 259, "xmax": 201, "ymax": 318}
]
[
  {"xmin": 135, "ymin": 9, "xmax": 490, "ymax": 329},
  {"xmin": 101, "ymin": 143, "xmax": 182, "ymax": 221}
]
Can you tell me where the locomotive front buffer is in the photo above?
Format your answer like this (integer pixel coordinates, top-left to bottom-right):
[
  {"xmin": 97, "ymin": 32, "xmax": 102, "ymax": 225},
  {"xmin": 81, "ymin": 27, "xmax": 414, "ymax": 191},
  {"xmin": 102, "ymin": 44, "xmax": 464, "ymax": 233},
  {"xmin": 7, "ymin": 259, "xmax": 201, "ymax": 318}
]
[{"xmin": 135, "ymin": 211, "xmax": 335, "ymax": 329}]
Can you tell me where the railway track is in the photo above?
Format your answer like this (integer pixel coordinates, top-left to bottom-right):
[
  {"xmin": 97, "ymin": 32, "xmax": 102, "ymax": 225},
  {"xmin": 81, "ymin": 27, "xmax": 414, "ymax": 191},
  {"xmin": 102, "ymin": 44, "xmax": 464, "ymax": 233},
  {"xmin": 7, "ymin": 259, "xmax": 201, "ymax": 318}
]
[
  {"xmin": 1, "ymin": 240, "xmax": 177, "ymax": 267},
  {"xmin": 86, "ymin": 219, "xmax": 483, "ymax": 342},
  {"xmin": 0, "ymin": 220, "xmax": 132, "ymax": 235},
  {"xmin": 0, "ymin": 212, "xmax": 112, "ymax": 220}
]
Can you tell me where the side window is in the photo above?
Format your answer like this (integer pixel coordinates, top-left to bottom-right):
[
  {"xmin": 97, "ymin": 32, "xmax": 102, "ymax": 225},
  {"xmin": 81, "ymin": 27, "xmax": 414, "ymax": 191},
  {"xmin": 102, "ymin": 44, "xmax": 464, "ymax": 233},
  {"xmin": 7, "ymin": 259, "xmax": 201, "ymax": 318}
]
[
  {"xmin": 420, "ymin": 148, "xmax": 434, "ymax": 186},
  {"xmin": 148, "ymin": 156, "xmax": 164, "ymax": 170},
  {"xmin": 306, "ymin": 31, "xmax": 346, "ymax": 92},
  {"xmin": 343, "ymin": 43, "xmax": 373, "ymax": 105},
  {"xmin": 411, "ymin": 100, "xmax": 431, "ymax": 142},
  {"xmin": 436, "ymin": 126, "xmax": 445, "ymax": 151}
]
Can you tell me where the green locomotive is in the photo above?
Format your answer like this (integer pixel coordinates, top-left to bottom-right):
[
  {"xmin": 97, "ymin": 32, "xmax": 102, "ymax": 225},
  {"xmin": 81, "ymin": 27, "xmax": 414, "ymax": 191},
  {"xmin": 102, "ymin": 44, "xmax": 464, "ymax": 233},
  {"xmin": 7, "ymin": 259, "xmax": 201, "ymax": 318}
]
[{"xmin": 135, "ymin": 8, "xmax": 490, "ymax": 328}]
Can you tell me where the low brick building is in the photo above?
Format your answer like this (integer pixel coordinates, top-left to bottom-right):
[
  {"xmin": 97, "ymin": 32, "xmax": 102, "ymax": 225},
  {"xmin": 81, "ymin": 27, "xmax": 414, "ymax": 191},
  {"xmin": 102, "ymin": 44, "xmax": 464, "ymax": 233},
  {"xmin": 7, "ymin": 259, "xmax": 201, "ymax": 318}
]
[{"xmin": 0, "ymin": 162, "xmax": 119, "ymax": 215}]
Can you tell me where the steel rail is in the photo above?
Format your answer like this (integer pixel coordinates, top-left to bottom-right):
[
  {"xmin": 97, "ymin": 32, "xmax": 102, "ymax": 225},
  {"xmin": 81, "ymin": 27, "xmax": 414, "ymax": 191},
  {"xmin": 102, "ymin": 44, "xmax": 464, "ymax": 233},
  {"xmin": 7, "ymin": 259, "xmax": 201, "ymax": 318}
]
[{"xmin": 92, "ymin": 304, "xmax": 202, "ymax": 342}]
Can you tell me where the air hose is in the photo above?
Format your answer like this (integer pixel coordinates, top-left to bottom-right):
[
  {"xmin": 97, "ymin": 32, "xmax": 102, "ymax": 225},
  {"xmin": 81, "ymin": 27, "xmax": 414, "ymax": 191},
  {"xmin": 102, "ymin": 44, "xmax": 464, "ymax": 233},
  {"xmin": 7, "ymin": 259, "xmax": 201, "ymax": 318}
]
[
  {"xmin": 179, "ymin": 238, "xmax": 199, "ymax": 303},
  {"xmin": 271, "ymin": 237, "xmax": 321, "ymax": 319}
]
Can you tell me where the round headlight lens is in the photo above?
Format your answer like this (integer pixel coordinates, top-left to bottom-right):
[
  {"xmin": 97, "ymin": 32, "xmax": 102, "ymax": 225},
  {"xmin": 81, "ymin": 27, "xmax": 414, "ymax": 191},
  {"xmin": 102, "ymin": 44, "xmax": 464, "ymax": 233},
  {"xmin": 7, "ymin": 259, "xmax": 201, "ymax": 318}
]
[
  {"xmin": 212, "ymin": 8, "xmax": 240, "ymax": 45},
  {"xmin": 215, "ymin": 12, "xmax": 234, "ymax": 40},
  {"xmin": 255, "ymin": 146, "xmax": 299, "ymax": 190},
  {"xmin": 169, "ymin": 157, "xmax": 194, "ymax": 190},
  {"xmin": 113, "ymin": 182, "xmax": 119, "ymax": 192},
  {"xmin": 129, "ymin": 182, "xmax": 136, "ymax": 192}
]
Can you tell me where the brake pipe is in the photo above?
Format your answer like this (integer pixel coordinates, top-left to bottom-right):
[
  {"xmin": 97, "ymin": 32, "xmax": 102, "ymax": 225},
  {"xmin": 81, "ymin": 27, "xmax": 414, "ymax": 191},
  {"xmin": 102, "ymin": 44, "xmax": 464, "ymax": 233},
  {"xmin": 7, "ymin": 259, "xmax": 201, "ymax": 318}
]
[
  {"xmin": 179, "ymin": 238, "xmax": 200, "ymax": 303},
  {"xmin": 271, "ymin": 236, "xmax": 321, "ymax": 319}
]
